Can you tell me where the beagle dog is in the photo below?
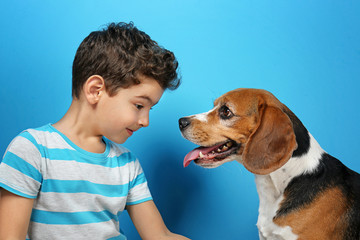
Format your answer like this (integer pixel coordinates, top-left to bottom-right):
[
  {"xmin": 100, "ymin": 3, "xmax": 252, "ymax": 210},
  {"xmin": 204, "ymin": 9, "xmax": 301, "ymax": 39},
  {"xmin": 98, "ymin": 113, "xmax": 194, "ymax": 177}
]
[{"xmin": 179, "ymin": 88, "xmax": 360, "ymax": 240}]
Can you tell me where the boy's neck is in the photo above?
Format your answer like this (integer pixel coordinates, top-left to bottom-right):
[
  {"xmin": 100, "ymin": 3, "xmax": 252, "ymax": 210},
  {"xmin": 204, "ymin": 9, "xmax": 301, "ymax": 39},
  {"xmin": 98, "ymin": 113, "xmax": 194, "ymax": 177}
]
[{"xmin": 52, "ymin": 99, "xmax": 106, "ymax": 154}]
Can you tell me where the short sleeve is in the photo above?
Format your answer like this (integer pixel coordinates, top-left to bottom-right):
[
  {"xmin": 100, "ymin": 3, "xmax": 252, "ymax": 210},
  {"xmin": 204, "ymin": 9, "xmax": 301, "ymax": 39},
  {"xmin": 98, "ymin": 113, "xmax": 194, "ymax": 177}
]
[
  {"xmin": 0, "ymin": 131, "xmax": 43, "ymax": 198},
  {"xmin": 126, "ymin": 157, "xmax": 152, "ymax": 205}
]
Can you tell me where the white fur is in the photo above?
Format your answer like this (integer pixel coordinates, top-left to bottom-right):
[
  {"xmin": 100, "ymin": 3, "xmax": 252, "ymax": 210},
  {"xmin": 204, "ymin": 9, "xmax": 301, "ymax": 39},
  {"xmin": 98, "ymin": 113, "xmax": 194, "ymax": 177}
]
[
  {"xmin": 193, "ymin": 113, "xmax": 208, "ymax": 122},
  {"xmin": 192, "ymin": 107, "xmax": 217, "ymax": 122},
  {"xmin": 255, "ymin": 133, "xmax": 324, "ymax": 239}
]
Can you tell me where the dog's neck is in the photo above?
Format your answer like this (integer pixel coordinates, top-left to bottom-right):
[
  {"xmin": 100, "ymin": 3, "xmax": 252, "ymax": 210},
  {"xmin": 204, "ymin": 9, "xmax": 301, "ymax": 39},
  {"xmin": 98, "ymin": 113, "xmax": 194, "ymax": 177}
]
[
  {"xmin": 256, "ymin": 133, "xmax": 324, "ymax": 198},
  {"xmin": 254, "ymin": 133, "xmax": 325, "ymax": 239}
]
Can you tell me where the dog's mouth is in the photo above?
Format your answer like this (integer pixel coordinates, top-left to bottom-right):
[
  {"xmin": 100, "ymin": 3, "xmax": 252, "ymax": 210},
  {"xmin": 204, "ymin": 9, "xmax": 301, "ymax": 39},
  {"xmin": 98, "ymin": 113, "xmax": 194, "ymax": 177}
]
[{"xmin": 183, "ymin": 140, "xmax": 240, "ymax": 168}]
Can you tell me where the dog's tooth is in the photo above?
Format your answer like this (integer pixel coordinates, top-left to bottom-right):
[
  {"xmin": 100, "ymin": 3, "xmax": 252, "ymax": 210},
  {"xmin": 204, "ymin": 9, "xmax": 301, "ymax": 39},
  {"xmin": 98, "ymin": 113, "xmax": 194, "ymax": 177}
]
[
  {"xmin": 217, "ymin": 148, "xmax": 221, "ymax": 152},
  {"xmin": 226, "ymin": 142, "xmax": 233, "ymax": 147},
  {"xmin": 223, "ymin": 145, "xmax": 229, "ymax": 151},
  {"xmin": 199, "ymin": 152, "xmax": 205, "ymax": 158}
]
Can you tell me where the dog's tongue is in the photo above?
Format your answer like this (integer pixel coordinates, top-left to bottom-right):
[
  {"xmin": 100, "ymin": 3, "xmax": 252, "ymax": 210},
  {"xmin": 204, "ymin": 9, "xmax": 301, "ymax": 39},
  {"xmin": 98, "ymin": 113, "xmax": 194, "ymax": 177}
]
[
  {"xmin": 183, "ymin": 144, "xmax": 222, "ymax": 167},
  {"xmin": 183, "ymin": 149, "xmax": 202, "ymax": 167}
]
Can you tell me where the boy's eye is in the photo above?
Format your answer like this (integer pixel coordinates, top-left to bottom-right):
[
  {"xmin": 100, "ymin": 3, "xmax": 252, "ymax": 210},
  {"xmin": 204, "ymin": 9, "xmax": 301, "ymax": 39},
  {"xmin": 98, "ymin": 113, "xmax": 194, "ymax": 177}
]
[{"xmin": 135, "ymin": 104, "xmax": 144, "ymax": 110}]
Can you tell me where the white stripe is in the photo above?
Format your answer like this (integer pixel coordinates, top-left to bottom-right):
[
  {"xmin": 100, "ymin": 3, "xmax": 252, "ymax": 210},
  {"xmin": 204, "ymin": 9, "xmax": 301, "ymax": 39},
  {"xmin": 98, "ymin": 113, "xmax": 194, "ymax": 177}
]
[
  {"xmin": 27, "ymin": 129, "xmax": 75, "ymax": 150},
  {"xmin": 127, "ymin": 182, "xmax": 152, "ymax": 203},
  {"xmin": 28, "ymin": 220, "xmax": 122, "ymax": 239},
  {"xmin": 0, "ymin": 164, "xmax": 40, "ymax": 196},
  {"xmin": 43, "ymin": 160, "xmax": 141, "ymax": 185},
  {"xmin": 34, "ymin": 192, "xmax": 127, "ymax": 213}
]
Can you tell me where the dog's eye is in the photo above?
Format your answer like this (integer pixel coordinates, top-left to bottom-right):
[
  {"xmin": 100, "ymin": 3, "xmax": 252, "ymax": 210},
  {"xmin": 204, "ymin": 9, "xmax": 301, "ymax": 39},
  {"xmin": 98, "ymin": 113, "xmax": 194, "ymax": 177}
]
[{"xmin": 219, "ymin": 105, "xmax": 233, "ymax": 119}]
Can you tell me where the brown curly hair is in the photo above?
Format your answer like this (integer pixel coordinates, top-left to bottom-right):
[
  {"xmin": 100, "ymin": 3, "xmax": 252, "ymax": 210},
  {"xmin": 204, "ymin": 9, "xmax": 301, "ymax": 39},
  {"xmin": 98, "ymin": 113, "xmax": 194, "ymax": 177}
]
[{"xmin": 72, "ymin": 22, "xmax": 180, "ymax": 98}]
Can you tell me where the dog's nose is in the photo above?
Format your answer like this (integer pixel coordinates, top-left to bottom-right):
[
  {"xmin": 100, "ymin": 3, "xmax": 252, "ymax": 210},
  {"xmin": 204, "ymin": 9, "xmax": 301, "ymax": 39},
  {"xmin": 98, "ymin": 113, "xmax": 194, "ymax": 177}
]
[{"xmin": 179, "ymin": 117, "xmax": 191, "ymax": 130}]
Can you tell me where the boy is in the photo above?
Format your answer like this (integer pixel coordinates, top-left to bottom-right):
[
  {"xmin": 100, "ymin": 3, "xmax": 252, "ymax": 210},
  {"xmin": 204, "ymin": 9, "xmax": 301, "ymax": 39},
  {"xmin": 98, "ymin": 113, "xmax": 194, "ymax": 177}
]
[{"xmin": 0, "ymin": 22, "xmax": 190, "ymax": 240}]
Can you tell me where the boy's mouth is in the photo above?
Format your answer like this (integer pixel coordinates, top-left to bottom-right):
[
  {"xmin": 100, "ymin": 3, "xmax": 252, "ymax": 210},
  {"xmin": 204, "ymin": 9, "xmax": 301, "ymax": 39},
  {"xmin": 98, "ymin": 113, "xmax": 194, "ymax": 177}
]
[{"xmin": 126, "ymin": 129, "xmax": 134, "ymax": 136}]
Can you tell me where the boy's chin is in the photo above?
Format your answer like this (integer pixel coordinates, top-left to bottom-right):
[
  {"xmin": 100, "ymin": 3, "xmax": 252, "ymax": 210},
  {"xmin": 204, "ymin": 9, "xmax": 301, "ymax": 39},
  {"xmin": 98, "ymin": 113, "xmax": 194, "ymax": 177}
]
[{"xmin": 106, "ymin": 136, "xmax": 128, "ymax": 145}]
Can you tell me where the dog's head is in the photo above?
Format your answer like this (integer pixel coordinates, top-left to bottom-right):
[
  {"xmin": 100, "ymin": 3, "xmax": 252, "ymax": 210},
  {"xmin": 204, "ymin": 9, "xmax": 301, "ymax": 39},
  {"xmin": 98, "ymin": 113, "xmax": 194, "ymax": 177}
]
[{"xmin": 179, "ymin": 88, "xmax": 298, "ymax": 175}]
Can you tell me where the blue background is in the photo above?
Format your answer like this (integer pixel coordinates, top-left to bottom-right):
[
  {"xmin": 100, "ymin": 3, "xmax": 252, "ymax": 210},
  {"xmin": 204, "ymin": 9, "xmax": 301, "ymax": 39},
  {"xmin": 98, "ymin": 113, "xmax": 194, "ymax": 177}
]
[{"xmin": 1, "ymin": 1, "xmax": 360, "ymax": 239}]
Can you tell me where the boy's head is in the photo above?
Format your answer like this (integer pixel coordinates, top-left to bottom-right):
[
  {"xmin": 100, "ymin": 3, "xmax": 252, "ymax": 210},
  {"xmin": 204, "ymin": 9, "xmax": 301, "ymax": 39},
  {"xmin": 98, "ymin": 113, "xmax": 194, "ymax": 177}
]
[{"xmin": 72, "ymin": 22, "xmax": 180, "ymax": 99}]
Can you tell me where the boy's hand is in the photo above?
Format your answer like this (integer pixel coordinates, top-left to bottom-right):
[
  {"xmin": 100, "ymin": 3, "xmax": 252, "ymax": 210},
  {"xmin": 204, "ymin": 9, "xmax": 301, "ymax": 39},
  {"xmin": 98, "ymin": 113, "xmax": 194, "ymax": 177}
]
[
  {"xmin": 0, "ymin": 189, "xmax": 34, "ymax": 240},
  {"xmin": 127, "ymin": 200, "xmax": 191, "ymax": 240}
]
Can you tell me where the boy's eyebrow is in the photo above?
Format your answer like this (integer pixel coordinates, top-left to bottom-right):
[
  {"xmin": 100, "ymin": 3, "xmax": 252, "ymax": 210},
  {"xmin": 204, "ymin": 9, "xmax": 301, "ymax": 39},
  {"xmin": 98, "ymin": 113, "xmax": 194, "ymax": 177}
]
[{"xmin": 136, "ymin": 95, "xmax": 159, "ymax": 106}]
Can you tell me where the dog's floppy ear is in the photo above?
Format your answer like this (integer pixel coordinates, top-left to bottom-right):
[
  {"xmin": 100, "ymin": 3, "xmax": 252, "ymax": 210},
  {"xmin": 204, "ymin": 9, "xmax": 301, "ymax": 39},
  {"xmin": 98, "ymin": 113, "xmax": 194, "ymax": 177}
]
[{"xmin": 242, "ymin": 103, "xmax": 297, "ymax": 175}]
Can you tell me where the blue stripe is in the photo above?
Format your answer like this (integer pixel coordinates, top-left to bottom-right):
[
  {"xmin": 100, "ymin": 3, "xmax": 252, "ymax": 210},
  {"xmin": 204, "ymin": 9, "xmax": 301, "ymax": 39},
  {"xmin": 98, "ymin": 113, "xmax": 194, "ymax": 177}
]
[
  {"xmin": 41, "ymin": 179, "xmax": 130, "ymax": 197},
  {"xmin": 34, "ymin": 124, "xmax": 57, "ymax": 133},
  {"xmin": 40, "ymin": 172, "xmax": 146, "ymax": 197},
  {"xmin": 38, "ymin": 149, "xmax": 136, "ymax": 168},
  {"xmin": 2, "ymin": 152, "xmax": 42, "ymax": 183},
  {"xmin": 107, "ymin": 235, "xmax": 127, "ymax": 240},
  {"xmin": 0, "ymin": 182, "xmax": 37, "ymax": 199},
  {"xmin": 129, "ymin": 172, "xmax": 147, "ymax": 189},
  {"xmin": 127, "ymin": 197, "xmax": 152, "ymax": 205},
  {"xmin": 31, "ymin": 209, "xmax": 118, "ymax": 225}
]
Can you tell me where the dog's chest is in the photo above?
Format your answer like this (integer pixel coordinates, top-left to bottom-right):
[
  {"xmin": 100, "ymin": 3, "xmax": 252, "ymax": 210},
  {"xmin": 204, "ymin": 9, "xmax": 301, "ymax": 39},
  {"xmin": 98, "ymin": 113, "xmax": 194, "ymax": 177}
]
[{"xmin": 255, "ymin": 175, "xmax": 298, "ymax": 240}]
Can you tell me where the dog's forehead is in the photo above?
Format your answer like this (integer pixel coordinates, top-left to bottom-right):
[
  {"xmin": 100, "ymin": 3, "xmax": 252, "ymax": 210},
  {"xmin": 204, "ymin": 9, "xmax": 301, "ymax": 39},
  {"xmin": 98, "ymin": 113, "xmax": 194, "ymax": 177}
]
[
  {"xmin": 215, "ymin": 88, "xmax": 280, "ymax": 106},
  {"xmin": 214, "ymin": 89, "xmax": 263, "ymax": 107}
]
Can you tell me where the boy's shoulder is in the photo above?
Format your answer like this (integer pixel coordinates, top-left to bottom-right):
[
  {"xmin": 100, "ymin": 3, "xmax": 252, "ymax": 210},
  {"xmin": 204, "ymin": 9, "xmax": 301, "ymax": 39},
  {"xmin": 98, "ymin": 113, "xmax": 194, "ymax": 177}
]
[
  {"xmin": 16, "ymin": 124, "xmax": 74, "ymax": 150},
  {"xmin": 14, "ymin": 124, "xmax": 52, "ymax": 137},
  {"xmin": 5, "ymin": 124, "xmax": 74, "ymax": 159},
  {"xmin": 7, "ymin": 124, "xmax": 55, "ymax": 148}
]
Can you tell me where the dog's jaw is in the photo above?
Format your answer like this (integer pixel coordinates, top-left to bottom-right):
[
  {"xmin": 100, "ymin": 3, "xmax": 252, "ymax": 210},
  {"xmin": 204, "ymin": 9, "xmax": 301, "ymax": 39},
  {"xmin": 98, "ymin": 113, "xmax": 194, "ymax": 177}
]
[
  {"xmin": 195, "ymin": 153, "xmax": 242, "ymax": 169},
  {"xmin": 182, "ymin": 139, "xmax": 242, "ymax": 168}
]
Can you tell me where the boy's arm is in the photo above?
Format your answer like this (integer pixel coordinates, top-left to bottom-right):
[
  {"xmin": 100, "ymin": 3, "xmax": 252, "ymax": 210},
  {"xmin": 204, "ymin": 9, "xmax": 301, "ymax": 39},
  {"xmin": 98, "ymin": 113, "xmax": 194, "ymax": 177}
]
[
  {"xmin": 0, "ymin": 189, "xmax": 34, "ymax": 240},
  {"xmin": 127, "ymin": 200, "xmax": 191, "ymax": 240}
]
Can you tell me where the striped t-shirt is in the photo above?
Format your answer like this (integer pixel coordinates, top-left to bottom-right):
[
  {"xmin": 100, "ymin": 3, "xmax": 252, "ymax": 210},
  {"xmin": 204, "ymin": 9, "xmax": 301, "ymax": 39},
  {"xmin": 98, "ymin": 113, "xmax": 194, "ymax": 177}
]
[{"xmin": 0, "ymin": 124, "xmax": 152, "ymax": 240}]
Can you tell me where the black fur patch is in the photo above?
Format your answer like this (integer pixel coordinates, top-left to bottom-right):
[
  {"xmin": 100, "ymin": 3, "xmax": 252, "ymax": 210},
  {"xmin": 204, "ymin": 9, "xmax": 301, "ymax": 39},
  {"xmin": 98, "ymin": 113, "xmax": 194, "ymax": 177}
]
[
  {"xmin": 283, "ymin": 108, "xmax": 310, "ymax": 158},
  {"xmin": 275, "ymin": 153, "xmax": 360, "ymax": 239}
]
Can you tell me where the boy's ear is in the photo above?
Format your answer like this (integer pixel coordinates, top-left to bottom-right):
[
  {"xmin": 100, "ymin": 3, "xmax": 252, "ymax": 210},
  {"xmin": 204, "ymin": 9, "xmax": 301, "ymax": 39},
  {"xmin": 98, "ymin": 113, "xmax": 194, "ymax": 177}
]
[{"xmin": 83, "ymin": 75, "xmax": 105, "ymax": 104}]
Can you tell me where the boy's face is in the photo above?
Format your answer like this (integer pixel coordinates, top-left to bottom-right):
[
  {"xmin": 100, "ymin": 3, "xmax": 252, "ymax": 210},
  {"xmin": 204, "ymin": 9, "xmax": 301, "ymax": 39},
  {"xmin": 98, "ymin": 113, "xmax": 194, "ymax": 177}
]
[{"xmin": 96, "ymin": 76, "xmax": 164, "ymax": 144}]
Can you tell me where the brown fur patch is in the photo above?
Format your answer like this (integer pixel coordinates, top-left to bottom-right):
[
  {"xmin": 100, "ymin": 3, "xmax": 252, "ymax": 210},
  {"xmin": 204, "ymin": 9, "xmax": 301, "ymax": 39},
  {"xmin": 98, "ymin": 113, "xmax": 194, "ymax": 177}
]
[
  {"xmin": 242, "ymin": 105, "xmax": 297, "ymax": 174},
  {"xmin": 274, "ymin": 187, "xmax": 348, "ymax": 240}
]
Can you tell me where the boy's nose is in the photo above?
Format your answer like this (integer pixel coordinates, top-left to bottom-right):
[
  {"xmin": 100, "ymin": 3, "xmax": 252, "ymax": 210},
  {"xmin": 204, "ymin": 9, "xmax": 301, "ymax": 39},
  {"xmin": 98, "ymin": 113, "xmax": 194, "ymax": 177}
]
[{"xmin": 139, "ymin": 114, "xmax": 149, "ymax": 128}]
